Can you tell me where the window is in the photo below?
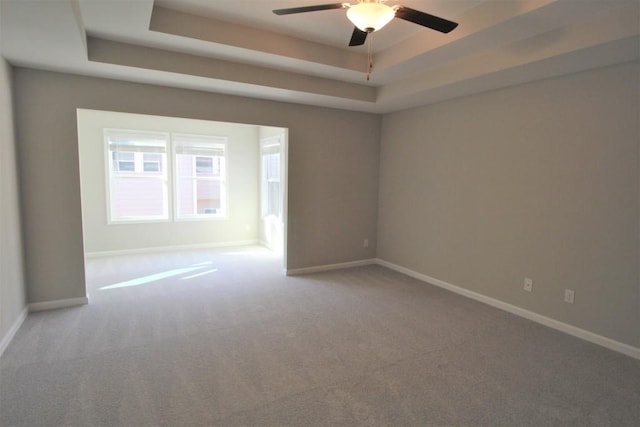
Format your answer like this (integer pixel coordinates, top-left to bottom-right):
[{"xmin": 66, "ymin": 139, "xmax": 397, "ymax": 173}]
[
  {"xmin": 261, "ymin": 140, "xmax": 282, "ymax": 219},
  {"xmin": 106, "ymin": 131, "xmax": 169, "ymax": 222},
  {"xmin": 174, "ymin": 134, "xmax": 226, "ymax": 219},
  {"xmin": 105, "ymin": 130, "xmax": 228, "ymax": 223},
  {"xmin": 143, "ymin": 153, "xmax": 162, "ymax": 172}
]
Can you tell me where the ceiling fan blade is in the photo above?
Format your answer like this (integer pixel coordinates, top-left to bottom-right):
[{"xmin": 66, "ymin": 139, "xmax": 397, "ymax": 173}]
[
  {"xmin": 273, "ymin": 3, "xmax": 345, "ymax": 15},
  {"xmin": 348, "ymin": 27, "xmax": 368, "ymax": 46},
  {"xmin": 394, "ymin": 6, "xmax": 458, "ymax": 33}
]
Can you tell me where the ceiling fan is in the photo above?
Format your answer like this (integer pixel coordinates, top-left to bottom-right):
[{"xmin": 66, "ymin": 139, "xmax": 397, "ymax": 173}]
[{"xmin": 273, "ymin": 1, "xmax": 459, "ymax": 48}]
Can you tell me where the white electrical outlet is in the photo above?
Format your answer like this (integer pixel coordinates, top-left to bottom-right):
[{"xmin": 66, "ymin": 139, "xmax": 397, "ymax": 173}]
[
  {"xmin": 363, "ymin": 238, "xmax": 369, "ymax": 248},
  {"xmin": 564, "ymin": 289, "xmax": 575, "ymax": 304},
  {"xmin": 523, "ymin": 278, "xmax": 533, "ymax": 292}
]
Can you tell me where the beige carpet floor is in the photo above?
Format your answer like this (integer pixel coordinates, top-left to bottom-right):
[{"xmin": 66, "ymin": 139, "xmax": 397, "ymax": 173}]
[{"xmin": 1, "ymin": 246, "xmax": 639, "ymax": 426}]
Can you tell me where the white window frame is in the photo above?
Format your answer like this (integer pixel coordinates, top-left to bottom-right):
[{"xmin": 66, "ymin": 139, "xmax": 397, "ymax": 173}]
[
  {"xmin": 172, "ymin": 133, "xmax": 228, "ymax": 221},
  {"xmin": 104, "ymin": 129, "xmax": 170, "ymax": 224},
  {"xmin": 260, "ymin": 136, "xmax": 283, "ymax": 220}
]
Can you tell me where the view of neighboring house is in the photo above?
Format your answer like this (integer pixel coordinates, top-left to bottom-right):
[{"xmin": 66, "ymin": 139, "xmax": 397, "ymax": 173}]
[{"xmin": 107, "ymin": 130, "xmax": 226, "ymax": 222}]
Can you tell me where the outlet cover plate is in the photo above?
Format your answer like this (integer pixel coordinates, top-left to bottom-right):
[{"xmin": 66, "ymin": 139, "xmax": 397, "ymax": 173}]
[{"xmin": 564, "ymin": 289, "xmax": 575, "ymax": 304}]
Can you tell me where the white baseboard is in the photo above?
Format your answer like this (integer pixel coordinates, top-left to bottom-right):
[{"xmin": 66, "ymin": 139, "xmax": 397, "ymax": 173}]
[
  {"xmin": 29, "ymin": 296, "xmax": 89, "ymax": 312},
  {"xmin": 286, "ymin": 258, "xmax": 377, "ymax": 276},
  {"xmin": 85, "ymin": 240, "xmax": 259, "ymax": 258},
  {"xmin": 376, "ymin": 258, "xmax": 640, "ymax": 360},
  {"xmin": 0, "ymin": 307, "xmax": 28, "ymax": 359}
]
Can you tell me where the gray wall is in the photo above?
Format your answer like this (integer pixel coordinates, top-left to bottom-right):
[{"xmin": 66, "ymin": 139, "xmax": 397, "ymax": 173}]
[
  {"xmin": 77, "ymin": 109, "xmax": 261, "ymax": 254},
  {"xmin": 0, "ymin": 58, "xmax": 27, "ymax": 348},
  {"xmin": 13, "ymin": 68, "xmax": 381, "ymax": 303},
  {"xmin": 12, "ymin": 61, "xmax": 636, "ymax": 350},
  {"xmin": 378, "ymin": 61, "xmax": 640, "ymax": 347}
]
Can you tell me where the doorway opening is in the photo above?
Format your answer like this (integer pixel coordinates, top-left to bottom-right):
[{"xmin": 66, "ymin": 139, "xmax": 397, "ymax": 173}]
[{"xmin": 76, "ymin": 109, "xmax": 288, "ymax": 300}]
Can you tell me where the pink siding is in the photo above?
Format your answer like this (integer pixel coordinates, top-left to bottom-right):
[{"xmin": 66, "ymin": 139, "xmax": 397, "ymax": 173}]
[
  {"xmin": 112, "ymin": 177, "xmax": 165, "ymax": 218},
  {"xmin": 177, "ymin": 156, "xmax": 221, "ymax": 215},
  {"xmin": 111, "ymin": 155, "xmax": 223, "ymax": 219}
]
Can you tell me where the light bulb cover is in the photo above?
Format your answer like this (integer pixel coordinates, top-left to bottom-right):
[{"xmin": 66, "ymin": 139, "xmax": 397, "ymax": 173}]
[{"xmin": 346, "ymin": 2, "xmax": 395, "ymax": 32}]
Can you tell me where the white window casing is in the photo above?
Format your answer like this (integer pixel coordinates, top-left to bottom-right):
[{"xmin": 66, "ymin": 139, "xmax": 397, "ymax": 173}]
[
  {"xmin": 105, "ymin": 129, "xmax": 170, "ymax": 223},
  {"xmin": 104, "ymin": 130, "xmax": 228, "ymax": 224}
]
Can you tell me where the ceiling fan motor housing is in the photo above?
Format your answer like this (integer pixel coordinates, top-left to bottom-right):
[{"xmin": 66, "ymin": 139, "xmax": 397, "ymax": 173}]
[{"xmin": 346, "ymin": 1, "xmax": 396, "ymax": 32}]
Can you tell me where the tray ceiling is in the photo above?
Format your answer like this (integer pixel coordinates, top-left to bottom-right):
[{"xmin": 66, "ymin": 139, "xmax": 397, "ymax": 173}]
[{"xmin": 1, "ymin": 0, "xmax": 638, "ymax": 113}]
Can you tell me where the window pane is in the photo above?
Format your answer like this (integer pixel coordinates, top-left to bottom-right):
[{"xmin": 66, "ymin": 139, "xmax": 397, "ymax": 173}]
[
  {"xmin": 106, "ymin": 130, "xmax": 169, "ymax": 222},
  {"xmin": 112, "ymin": 151, "xmax": 135, "ymax": 172},
  {"xmin": 211, "ymin": 157, "xmax": 222, "ymax": 177},
  {"xmin": 265, "ymin": 153, "xmax": 280, "ymax": 181},
  {"xmin": 113, "ymin": 151, "xmax": 134, "ymax": 161},
  {"xmin": 177, "ymin": 178, "xmax": 221, "ymax": 216},
  {"xmin": 143, "ymin": 162, "xmax": 160, "ymax": 172},
  {"xmin": 143, "ymin": 153, "xmax": 162, "ymax": 173},
  {"xmin": 262, "ymin": 152, "xmax": 281, "ymax": 218},
  {"xmin": 111, "ymin": 176, "xmax": 167, "ymax": 220},
  {"xmin": 267, "ymin": 182, "xmax": 281, "ymax": 217},
  {"xmin": 196, "ymin": 179, "xmax": 221, "ymax": 214},
  {"xmin": 195, "ymin": 156, "xmax": 213, "ymax": 175},
  {"xmin": 118, "ymin": 161, "xmax": 135, "ymax": 172},
  {"xmin": 177, "ymin": 177, "xmax": 194, "ymax": 215},
  {"xmin": 174, "ymin": 137, "xmax": 226, "ymax": 219}
]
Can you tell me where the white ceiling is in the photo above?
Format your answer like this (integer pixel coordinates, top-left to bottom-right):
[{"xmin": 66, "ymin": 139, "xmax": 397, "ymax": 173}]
[{"xmin": 1, "ymin": 0, "xmax": 638, "ymax": 113}]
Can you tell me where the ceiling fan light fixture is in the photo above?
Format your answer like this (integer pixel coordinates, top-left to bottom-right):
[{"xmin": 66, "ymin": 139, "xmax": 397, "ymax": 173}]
[{"xmin": 346, "ymin": 2, "xmax": 395, "ymax": 32}]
